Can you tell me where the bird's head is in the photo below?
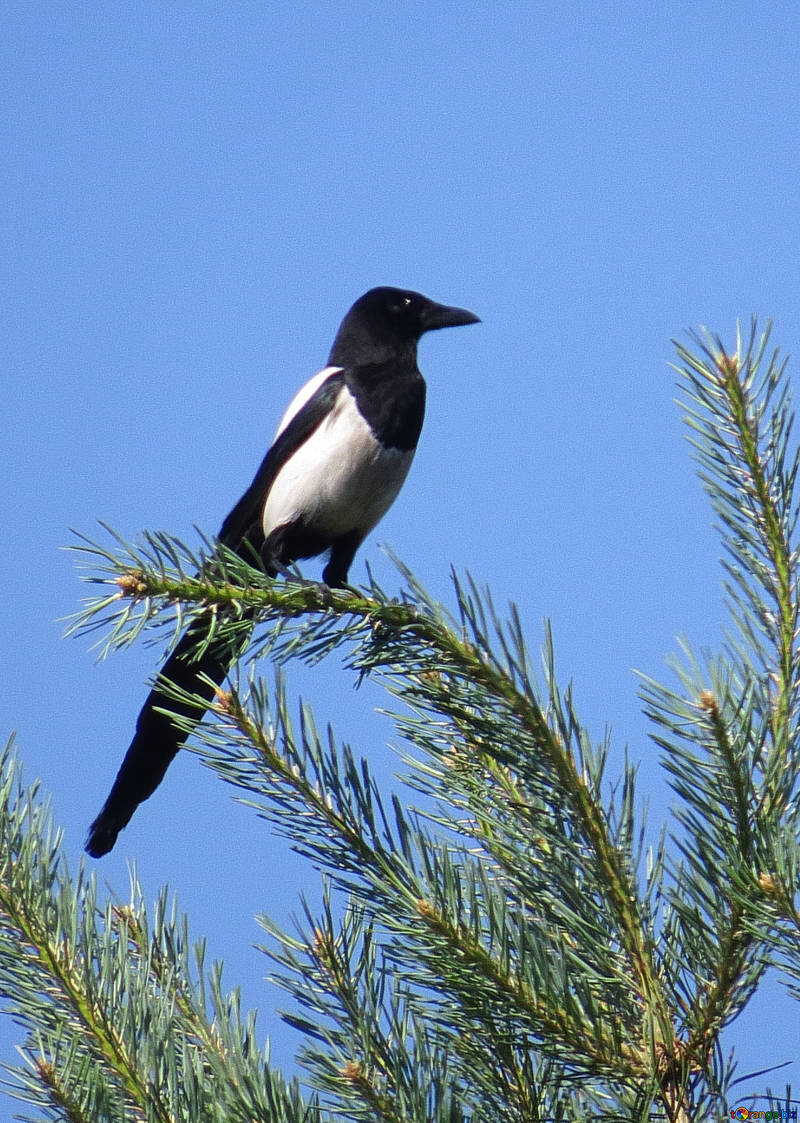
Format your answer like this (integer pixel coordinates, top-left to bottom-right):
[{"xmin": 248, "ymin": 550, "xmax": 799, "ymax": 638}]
[{"xmin": 328, "ymin": 287, "xmax": 480, "ymax": 366}]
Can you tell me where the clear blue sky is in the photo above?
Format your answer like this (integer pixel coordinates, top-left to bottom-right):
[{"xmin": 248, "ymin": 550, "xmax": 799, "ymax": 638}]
[{"xmin": 4, "ymin": 0, "xmax": 800, "ymax": 1114}]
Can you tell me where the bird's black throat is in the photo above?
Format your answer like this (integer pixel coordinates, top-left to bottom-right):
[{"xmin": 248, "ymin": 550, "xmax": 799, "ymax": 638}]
[{"xmin": 345, "ymin": 362, "xmax": 426, "ymax": 452}]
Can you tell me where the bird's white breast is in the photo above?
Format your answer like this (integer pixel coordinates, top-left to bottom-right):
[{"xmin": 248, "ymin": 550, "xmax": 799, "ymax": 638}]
[{"xmin": 262, "ymin": 384, "xmax": 414, "ymax": 540}]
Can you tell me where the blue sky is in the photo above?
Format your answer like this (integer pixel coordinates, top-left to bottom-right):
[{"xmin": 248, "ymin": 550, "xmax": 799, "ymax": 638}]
[{"xmin": 4, "ymin": 0, "xmax": 800, "ymax": 1113}]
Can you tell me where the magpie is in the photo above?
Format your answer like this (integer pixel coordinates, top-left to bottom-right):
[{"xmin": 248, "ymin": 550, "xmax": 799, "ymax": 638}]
[{"xmin": 85, "ymin": 286, "xmax": 479, "ymax": 857}]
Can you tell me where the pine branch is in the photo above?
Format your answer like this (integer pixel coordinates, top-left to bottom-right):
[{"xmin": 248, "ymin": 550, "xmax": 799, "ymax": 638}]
[
  {"xmin": 69, "ymin": 529, "xmax": 671, "ymax": 1062},
  {"xmin": 0, "ymin": 738, "xmax": 314, "ymax": 1123},
  {"xmin": 634, "ymin": 321, "xmax": 800, "ymax": 1114}
]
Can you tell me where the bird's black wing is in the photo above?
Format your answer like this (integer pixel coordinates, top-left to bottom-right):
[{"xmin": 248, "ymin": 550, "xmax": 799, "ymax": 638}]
[{"xmin": 219, "ymin": 369, "xmax": 346, "ymax": 549}]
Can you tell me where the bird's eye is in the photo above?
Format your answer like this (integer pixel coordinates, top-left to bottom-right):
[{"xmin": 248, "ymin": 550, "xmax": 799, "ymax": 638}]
[{"xmin": 390, "ymin": 294, "xmax": 415, "ymax": 317}]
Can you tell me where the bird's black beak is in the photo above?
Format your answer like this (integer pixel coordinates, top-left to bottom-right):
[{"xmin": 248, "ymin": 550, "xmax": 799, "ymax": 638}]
[{"xmin": 421, "ymin": 301, "xmax": 481, "ymax": 332}]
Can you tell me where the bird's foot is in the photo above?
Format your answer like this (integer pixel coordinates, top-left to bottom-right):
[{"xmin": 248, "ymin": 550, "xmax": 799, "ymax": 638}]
[{"xmin": 268, "ymin": 560, "xmax": 316, "ymax": 587}]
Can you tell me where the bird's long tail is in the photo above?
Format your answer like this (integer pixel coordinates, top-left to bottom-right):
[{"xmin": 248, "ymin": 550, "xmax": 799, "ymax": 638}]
[{"xmin": 85, "ymin": 621, "xmax": 241, "ymax": 857}]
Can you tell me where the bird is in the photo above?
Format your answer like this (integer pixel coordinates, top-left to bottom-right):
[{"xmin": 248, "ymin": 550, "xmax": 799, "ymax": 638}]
[{"xmin": 85, "ymin": 286, "xmax": 480, "ymax": 856}]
